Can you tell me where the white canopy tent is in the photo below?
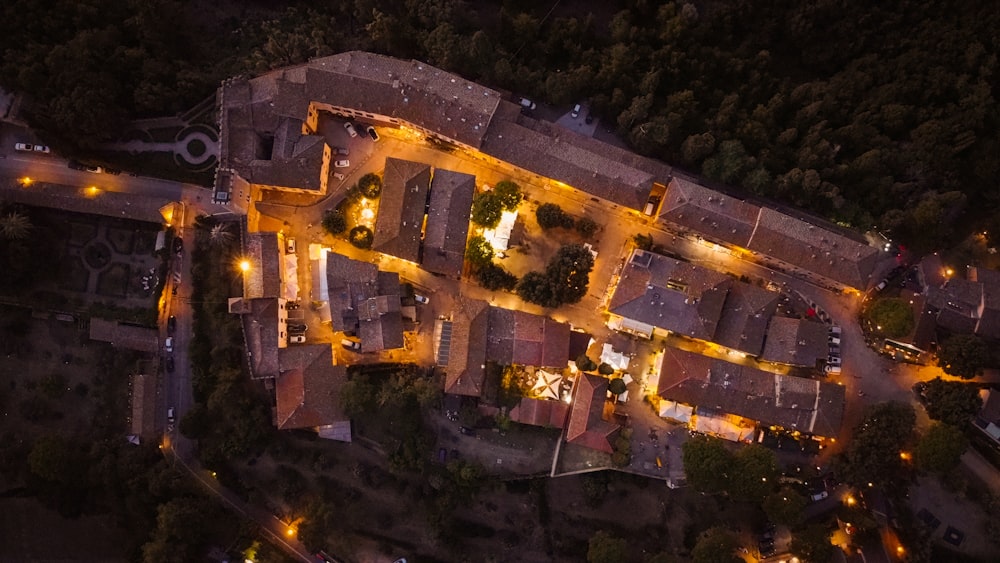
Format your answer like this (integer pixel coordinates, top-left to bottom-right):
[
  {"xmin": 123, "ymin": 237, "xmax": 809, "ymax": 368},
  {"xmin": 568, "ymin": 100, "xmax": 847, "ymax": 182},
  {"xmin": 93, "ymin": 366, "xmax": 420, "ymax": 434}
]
[{"xmin": 531, "ymin": 369, "xmax": 562, "ymax": 400}]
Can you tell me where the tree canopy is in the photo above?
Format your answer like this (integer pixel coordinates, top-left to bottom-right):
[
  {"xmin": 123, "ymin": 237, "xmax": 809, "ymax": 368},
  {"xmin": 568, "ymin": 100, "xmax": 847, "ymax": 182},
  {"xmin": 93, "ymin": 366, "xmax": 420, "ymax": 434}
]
[
  {"xmin": 937, "ymin": 334, "xmax": 990, "ymax": 379},
  {"xmin": 791, "ymin": 524, "xmax": 836, "ymax": 563},
  {"xmin": 691, "ymin": 527, "xmax": 739, "ymax": 563},
  {"xmin": 916, "ymin": 422, "xmax": 968, "ymax": 474},
  {"xmin": 587, "ymin": 530, "xmax": 628, "ymax": 563},
  {"xmin": 865, "ymin": 298, "xmax": 914, "ymax": 339},
  {"xmin": 838, "ymin": 401, "xmax": 915, "ymax": 492},
  {"xmin": 536, "ymin": 203, "xmax": 575, "ymax": 230},
  {"xmin": 465, "ymin": 235, "xmax": 494, "ymax": 270},
  {"xmin": 516, "ymin": 244, "xmax": 595, "ymax": 308},
  {"xmin": 762, "ymin": 487, "xmax": 808, "ymax": 526},
  {"xmin": 922, "ymin": 377, "xmax": 983, "ymax": 426}
]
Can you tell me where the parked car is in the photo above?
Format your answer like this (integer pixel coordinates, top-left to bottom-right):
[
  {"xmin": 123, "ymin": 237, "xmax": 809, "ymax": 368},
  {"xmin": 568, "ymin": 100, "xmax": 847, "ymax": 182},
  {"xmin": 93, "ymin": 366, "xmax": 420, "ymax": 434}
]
[
  {"xmin": 571, "ymin": 104, "xmax": 581, "ymax": 118},
  {"xmin": 810, "ymin": 490, "xmax": 829, "ymax": 502},
  {"xmin": 414, "ymin": 294, "xmax": 429, "ymax": 304},
  {"xmin": 459, "ymin": 426, "xmax": 475, "ymax": 436},
  {"xmin": 334, "ymin": 146, "xmax": 349, "ymax": 155},
  {"xmin": 15, "ymin": 142, "xmax": 50, "ymax": 153},
  {"xmin": 334, "ymin": 159, "xmax": 350, "ymax": 168},
  {"xmin": 333, "ymin": 172, "xmax": 345, "ymax": 181},
  {"xmin": 829, "ymin": 325, "xmax": 842, "ymax": 337},
  {"xmin": 165, "ymin": 356, "xmax": 175, "ymax": 373},
  {"xmin": 875, "ymin": 279, "xmax": 888, "ymax": 292},
  {"xmin": 286, "ymin": 238, "xmax": 296, "ymax": 254},
  {"xmin": 167, "ymin": 407, "xmax": 175, "ymax": 423},
  {"xmin": 344, "ymin": 122, "xmax": 358, "ymax": 137},
  {"xmin": 367, "ymin": 126, "xmax": 379, "ymax": 141},
  {"xmin": 827, "ymin": 355, "xmax": 842, "ymax": 366},
  {"xmin": 828, "ymin": 336, "xmax": 841, "ymax": 346},
  {"xmin": 341, "ymin": 338, "xmax": 362, "ymax": 351},
  {"xmin": 519, "ymin": 98, "xmax": 536, "ymax": 110},
  {"xmin": 829, "ymin": 345, "xmax": 841, "ymax": 355},
  {"xmin": 289, "ymin": 323, "xmax": 307, "ymax": 333},
  {"xmin": 824, "ymin": 364, "xmax": 842, "ymax": 375},
  {"xmin": 164, "ymin": 336, "xmax": 174, "ymax": 352},
  {"xmin": 289, "ymin": 335, "xmax": 306, "ymax": 344},
  {"xmin": 167, "ymin": 315, "xmax": 176, "ymax": 335}
]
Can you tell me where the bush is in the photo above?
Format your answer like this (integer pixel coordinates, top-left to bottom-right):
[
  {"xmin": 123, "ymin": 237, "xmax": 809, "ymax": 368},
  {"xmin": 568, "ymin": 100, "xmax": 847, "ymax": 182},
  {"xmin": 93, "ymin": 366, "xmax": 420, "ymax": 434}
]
[
  {"xmin": 471, "ymin": 192, "xmax": 504, "ymax": 228},
  {"xmin": 477, "ymin": 263, "xmax": 518, "ymax": 291},
  {"xmin": 576, "ymin": 354, "xmax": 598, "ymax": 372},
  {"xmin": 576, "ymin": 217, "xmax": 598, "ymax": 237},
  {"xmin": 466, "ymin": 235, "xmax": 494, "ymax": 269},
  {"xmin": 598, "ymin": 363, "xmax": 615, "ymax": 376},
  {"xmin": 494, "ymin": 180, "xmax": 523, "ymax": 210},
  {"xmin": 536, "ymin": 203, "xmax": 574, "ymax": 229},
  {"xmin": 348, "ymin": 226, "xmax": 374, "ymax": 249},
  {"xmin": 321, "ymin": 209, "xmax": 347, "ymax": 235},
  {"xmin": 357, "ymin": 173, "xmax": 383, "ymax": 198}
]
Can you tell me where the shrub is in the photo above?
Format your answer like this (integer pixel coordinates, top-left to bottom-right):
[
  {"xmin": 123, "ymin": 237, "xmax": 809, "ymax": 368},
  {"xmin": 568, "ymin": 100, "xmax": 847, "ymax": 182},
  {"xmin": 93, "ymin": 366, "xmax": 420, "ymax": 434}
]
[
  {"xmin": 536, "ymin": 203, "xmax": 574, "ymax": 230},
  {"xmin": 348, "ymin": 226, "xmax": 374, "ymax": 249},
  {"xmin": 321, "ymin": 209, "xmax": 347, "ymax": 235},
  {"xmin": 471, "ymin": 192, "xmax": 504, "ymax": 227},
  {"xmin": 357, "ymin": 173, "xmax": 383, "ymax": 198},
  {"xmin": 477, "ymin": 263, "xmax": 518, "ymax": 291},
  {"xmin": 576, "ymin": 217, "xmax": 598, "ymax": 237}
]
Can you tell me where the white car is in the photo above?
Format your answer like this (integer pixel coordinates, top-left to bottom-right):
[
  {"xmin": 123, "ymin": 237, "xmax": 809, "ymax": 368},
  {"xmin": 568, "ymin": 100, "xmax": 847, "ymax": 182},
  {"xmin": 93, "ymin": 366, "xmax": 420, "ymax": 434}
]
[
  {"xmin": 289, "ymin": 335, "xmax": 306, "ymax": 344},
  {"xmin": 824, "ymin": 365, "xmax": 842, "ymax": 375},
  {"xmin": 344, "ymin": 122, "xmax": 358, "ymax": 137},
  {"xmin": 414, "ymin": 294, "xmax": 429, "ymax": 305},
  {"xmin": 571, "ymin": 104, "xmax": 581, "ymax": 118},
  {"xmin": 827, "ymin": 355, "xmax": 842, "ymax": 366},
  {"xmin": 333, "ymin": 172, "xmax": 345, "ymax": 181},
  {"xmin": 15, "ymin": 142, "xmax": 49, "ymax": 153},
  {"xmin": 334, "ymin": 159, "xmax": 350, "ymax": 168},
  {"xmin": 829, "ymin": 326, "xmax": 842, "ymax": 337},
  {"xmin": 164, "ymin": 337, "xmax": 174, "ymax": 353},
  {"xmin": 367, "ymin": 126, "xmax": 380, "ymax": 141}
]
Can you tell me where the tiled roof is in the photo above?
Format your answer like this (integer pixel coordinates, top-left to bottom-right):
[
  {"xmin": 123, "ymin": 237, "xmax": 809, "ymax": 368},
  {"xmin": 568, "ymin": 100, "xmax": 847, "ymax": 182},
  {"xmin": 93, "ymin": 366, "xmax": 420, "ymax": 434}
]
[
  {"xmin": 565, "ymin": 374, "xmax": 619, "ymax": 453},
  {"xmin": 305, "ymin": 52, "xmax": 502, "ymax": 149},
  {"xmin": 275, "ymin": 345, "xmax": 348, "ymax": 430},
  {"xmin": 89, "ymin": 318, "xmax": 159, "ymax": 353},
  {"xmin": 422, "ymin": 168, "xmax": 475, "ymax": 277},
  {"xmin": 480, "ymin": 117, "xmax": 668, "ymax": 210},
  {"xmin": 747, "ymin": 208, "xmax": 879, "ymax": 290},
  {"xmin": 609, "ymin": 250, "xmax": 731, "ymax": 340},
  {"xmin": 714, "ymin": 283, "xmax": 780, "ymax": 356},
  {"xmin": 969, "ymin": 266, "xmax": 1000, "ymax": 339},
  {"xmin": 324, "ymin": 252, "xmax": 403, "ymax": 350},
  {"xmin": 244, "ymin": 232, "xmax": 282, "ymax": 299},
  {"xmin": 129, "ymin": 373, "xmax": 157, "ymax": 440},
  {"xmin": 917, "ymin": 255, "xmax": 947, "ymax": 290},
  {"xmin": 657, "ymin": 347, "xmax": 844, "ymax": 438},
  {"xmin": 241, "ymin": 297, "xmax": 285, "ymax": 379},
  {"xmin": 658, "ymin": 177, "xmax": 880, "ymax": 290},
  {"xmin": 443, "ymin": 296, "xmax": 490, "ymax": 396},
  {"xmin": 659, "ymin": 176, "xmax": 758, "ymax": 247},
  {"xmin": 486, "ymin": 308, "xmax": 572, "ymax": 368},
  {"xmin": 760, "ymin": 317, "xmax": 829, "ymax": 367},
  {"xmin": 373, "ymin": 158, "xmax": 431, "ymax": 262},
  {"xmin": 0, "ymin": 183, "xmax": 170, "ymax": 224},
  {"xmin": 509, "ymin": 397, "xmax": 570, "ymax": 429}
]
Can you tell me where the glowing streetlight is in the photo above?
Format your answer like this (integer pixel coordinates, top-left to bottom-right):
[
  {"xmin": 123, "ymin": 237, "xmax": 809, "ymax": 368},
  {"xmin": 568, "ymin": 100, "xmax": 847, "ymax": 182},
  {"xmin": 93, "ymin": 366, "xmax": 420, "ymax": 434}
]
[
  {"xmin": 285, "ymin": 527, "xmax": 296, "ymax": 537},
  {"xmin": 19, "ymin": 177, "xmax": 32, "ymax": 186},
  {"xmin": 846, "ymin": 495, "xmax": 856, "ymax": 506},
  {"xmin": 239, "ymin": 260, "xmax": 251, "ymax": 273}
]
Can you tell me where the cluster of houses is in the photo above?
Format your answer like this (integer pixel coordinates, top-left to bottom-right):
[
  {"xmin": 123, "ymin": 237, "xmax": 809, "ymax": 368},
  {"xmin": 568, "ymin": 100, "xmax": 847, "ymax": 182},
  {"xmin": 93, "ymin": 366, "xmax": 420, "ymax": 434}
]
[{"xmin": 214, "ymin": 51, "xmax": 900, "ymax": 453}]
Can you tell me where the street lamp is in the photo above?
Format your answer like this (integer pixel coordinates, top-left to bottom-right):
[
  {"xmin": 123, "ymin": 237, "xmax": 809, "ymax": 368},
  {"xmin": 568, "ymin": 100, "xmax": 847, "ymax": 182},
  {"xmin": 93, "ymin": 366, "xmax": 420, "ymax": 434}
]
[{"xmin": 239, "ymin": 260, "xmax": 251, "ymax": 273}]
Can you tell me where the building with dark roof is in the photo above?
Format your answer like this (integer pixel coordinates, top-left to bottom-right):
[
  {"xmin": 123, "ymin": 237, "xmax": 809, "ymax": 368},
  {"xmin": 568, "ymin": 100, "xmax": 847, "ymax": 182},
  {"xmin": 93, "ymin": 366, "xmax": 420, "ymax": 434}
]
[
  {"xmin": 565, "ymin": 374, "xmax": 620, "ymax": 453},
  {"xmin": 609, "ymin": 249, "xmax": 732, "ymax": 340},
  {"xmin": 759, "ymin": 317, "xmax": 829, "ymax": 368},
  {"xmin": 423, "ymin": 168, "xmax": 475, "ymax": 277},
  {"xmin": 486, "ymin": 308, "xmax": 572, "ymax": 369},
  {"xmin": 714, "ymin": 284, "xmax": 780, "ymax": 356},
  {"xmin": 509, "ymin": 397, "xmax": 570, "ymax": 429},
  {"xmin": 89, "ymin": 318, "xmax": 160, "ymax": 353},
  {"xmin": 374, "ymin": 158, "xmax": 431, "ymax": 262},
  {"xmin": 658, "ymin": 177, "xmax": 881, "ymax": 291},
  {"xmin": 974, "ymin": 388, "xmax": 1000, "ymax": 445},
  {"xmin": 324, "ymin": 251, "xmax": 404, "ymax": 352},
  {"xmin": 657, "ymin": 348, "xmax": 844, "ymax": 439},
  {"xmin": 243, "ymin": 232, "xmax": 284, "ymax": 299},
  {"xmin": 274, "ymin": 345, "xmax": 350, "ymax": 440},
  {"xmin": 128, "ymin": 373, "xmax": 157, "ymax": 442},
  {"xmin": 439, "ymin": 296, "xmax": 490, "ymax": 397},
  {"xmin": 230, "ymin": 297, "xmax": 288, "ymax": 379},
  {"xmin": 923, "ymin": 265, "xmax": 1000, "ymax": 341}
]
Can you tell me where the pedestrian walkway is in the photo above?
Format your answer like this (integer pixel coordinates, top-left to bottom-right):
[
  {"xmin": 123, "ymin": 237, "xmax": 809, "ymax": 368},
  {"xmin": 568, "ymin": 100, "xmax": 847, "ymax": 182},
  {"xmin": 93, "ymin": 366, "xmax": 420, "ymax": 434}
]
[{"xmin": 104, "ymin": 128, "xmax": 219, "ymax": 166}]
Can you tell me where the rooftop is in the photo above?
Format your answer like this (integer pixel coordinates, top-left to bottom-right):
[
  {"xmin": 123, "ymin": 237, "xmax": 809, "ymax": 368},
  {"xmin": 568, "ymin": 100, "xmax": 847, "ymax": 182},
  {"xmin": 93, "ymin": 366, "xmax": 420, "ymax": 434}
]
[
  {"xmin": 373, "ymin": 158, "xmax": 431, "ymax": 262},
  {"xmin": 658, "ymin": 347, "xmax": 844, "ymax": 438},
  {"xmin": 759, "ymin": 316, "xmax": 829, "ymax": 367},
  {"xmin": 509, "ymin": 397, "xmax": 570, "ymax": 429},
  {"xmin": 486, "ymin": 307, "xmax": 572, "ymax": 368},
  {"xmin": 275, "ymin": 345, "xmax": 349, "ymax": 431},
  {"xmin": 442, "ymin": 296, "xmax": 490, "ymax": 397},
  {"xmin": 609, "ymin": 249, "xmax": 731, "ymax": 340},
  {"xmin": 244, "ymin": 232, "xmax": 283, "ymax": 299},
  {"xmin": 325, "ymin": 252, "xmax": 404, "ymax": 351},
  {"xmin": 565, "ymin": 374, "xmax": 620, "ymax": 454},
  {"xmin": 422, "ymin": 168, "xmax": 475, "ymax": 277},
  {"xmin": 89, "ymin": 318, "xmax": 159, "ymax": 353},
  {"xmin": 713, "ymin": 282, "xmax": 780, "ymax": 356}
]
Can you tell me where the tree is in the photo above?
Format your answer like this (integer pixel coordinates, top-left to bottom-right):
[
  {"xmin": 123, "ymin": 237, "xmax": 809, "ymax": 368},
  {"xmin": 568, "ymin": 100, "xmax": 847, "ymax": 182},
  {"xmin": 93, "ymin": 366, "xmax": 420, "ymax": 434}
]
[
  {"xmin": 763, "ymin": 487, "xmax": 808, "ymax": 526},
  {"xmin": 540, "ymin": 243, "xmax": 595, "ymax": 306},
  {"xmin": 340, "ymin": 374, "xmax": 378, "ymax": 417},
  {"xmin": 608, "ymin": 378, "xmax": 626, "ymax": 395},
  {"xmin": 791, "ymin": 524, "xmax": 835, "ymax": 563},
  {"xmin": 916, "ymin": 422, "xmax": 968, "ymax": 474},
  {"xmin": 0, "ymin": 212, "xmax": 31, "ymax": 240},
  {"xmin": 865, "ymin": 298, "xmax": 914, "ymax": 339},
  {"xmin": 516, "ymin": 271, "xmax": 554, "ymax": 307},
  {"xmin": 838, "ymin": 402, "xmax": 915, "ymax": 491},
  {"xmin": 348, "ymin": 226, "xmax": 373, "ymax": 249},
  {"xmin": 141, "ymin": 497, "xmax": 216, "ymax": 563},
  {"xmin": 321, "ymin": 209, "xmax": 347, "ymax": 235},
  {"xmin": 207, "ymin": 223, "xmax": 234, "ymax": 247},
  {"xmin": 598, "ymin": 363, "xmax": 615, "ymax": 376},
  {"xmin": 28, "ymin": 434, "xmax": 76, "ymax": 484},
  {"xmin": 729, "ymin": 444, "xmax": 779, "ymax": 501},
  {"xmin": 937, "ymin": 334, "xmax": 990, "ymax": 379},
  {"xmin": 587, "ymin": 530, "xmax": 628, "ymax": 563},
  {"xmin": 576, "ymin": 353, "xmax": 598, "ymax": 372},
  {"xmin": 692, "ymin": 527, "xmax": 739, "ymax": 563},
  {"xmin": 476, "ymin": 263, "xmax": 518, "ymax": 290},
  {"xmin": 922, "ymin": 377, "xmax": 982, "ymax": 426},
  {"xmin": 493, "ymin": 180, "xmax": 523, "ymax": 210},
  {"xmin": 576, "ymin": 217, "xmax": 599, "ymax": 238},
  {"xmin": 682, "ymin": 435, "xmax": 734, "ymax": 494},
  {"xmin": 471, "ymin": 192, "xmax": 504, "ymax": 227},
  {"xmin": 536, "ymin": 202, "xmax": 574, "ymax": 229},
  {"xmin": 357, "ymin": 173, "xmax": 383, "ymax": 198},
  {"xmin": 465, "ymin": 235, "xmax": 494, "ymax": 270}
]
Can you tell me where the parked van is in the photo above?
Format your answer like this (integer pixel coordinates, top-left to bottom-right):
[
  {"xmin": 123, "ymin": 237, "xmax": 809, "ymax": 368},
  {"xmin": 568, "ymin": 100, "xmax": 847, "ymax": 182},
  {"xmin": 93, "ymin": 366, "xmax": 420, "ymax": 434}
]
[{"xmin": 341, "ymin": 338, "xmax": 362, "ymax": 351}]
